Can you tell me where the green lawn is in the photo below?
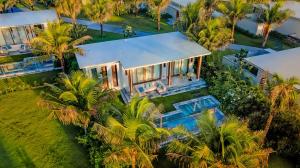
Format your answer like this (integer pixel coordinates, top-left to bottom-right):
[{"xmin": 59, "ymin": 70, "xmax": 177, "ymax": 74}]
[
  {"xmin": 0, "ymin": 89, "xmax": 89, "ymax": 167},
  {"xmin": 0, "ymin": 53, "xmax": 34, "ymax": 64},
  {"xmin": 107, "ymin": 15, "xmax": 173, "ymax": 33},
  {"xmin": 234, "ymin": 31, "xmax": 293, "ymax": 50},
  {"xmin": 152, "ymin": 89, "xmax": 208, "ymax": 112},
  {"xmin": 83, "ymin": 29, "xmax": 125, "ymax": 44}
]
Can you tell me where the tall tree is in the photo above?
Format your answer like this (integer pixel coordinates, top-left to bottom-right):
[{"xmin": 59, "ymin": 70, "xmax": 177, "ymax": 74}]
[
  {"xmin": 31, "ymin": 22, "xmax": 91, "ymax": 71},
  {"xmin": 187, "ymin": 18, "xmax": 231, "ymax": 51},
  {"xmin": 218, "ymin": 0, "xmax": 251, "ymax": 40},
  {"xmin": 39, "ymin": 71, "xmax": 113, "ymax": 134},
  {"xmin": 258, "ymin": 1, "xmax": 293, "ymax": 47},
  {"xmin": 148, "ymin": 0, "xmax": 170, "ymax": 31},
  {"xmin": 55, "ymin": 0, "xmax": 82, "ymax": 24},
  {"xmin": 21, "ymin": 0, "xmax": 35, "ymax": 10},
  {"xmin": 167, "ymin": 111, "xmax": 271, "ymax": 167},
  {"xmin": 262, "ymin": 74, "xmax": 299, "ymax": 143},
  {"xmin": 181, "ymin": 1, "xmax": 201, "ymax": 30},
  {"xmin": 0, "ymin": 0, "xmax": 16, "ymax": 13},
  {"xmin": 92, "ymin": 97, "xmax": 169, "ymax": 168},
  {"xmin": 199, "ymin": 0, "xmax": 221, "ymax": 21},
  {"xmin": 84, "ymin": 0, "xmax": 113, "ymax": 38}
]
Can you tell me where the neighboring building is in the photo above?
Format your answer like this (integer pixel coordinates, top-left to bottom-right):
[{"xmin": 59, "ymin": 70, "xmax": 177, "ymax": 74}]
[
  {"xmin": 245, "ymin": 47, "xmax": 300, "ymax": 89},
  {"xmin": 76, "ymin": 32, "xmax": 211, "ymax": 102},
  {"xmin": 0, "ymin": 10, "xmax": 58, "ymax": 54},
  {"xmin": 236, "ymin": 1, "xmax": 300, "ymax": 39},
  {"xmin": 165, "ymin": 0, "xmax": 197, "ymax": 20}
]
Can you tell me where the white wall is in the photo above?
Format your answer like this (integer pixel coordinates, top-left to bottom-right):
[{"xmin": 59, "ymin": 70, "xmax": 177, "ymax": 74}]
[
  {"xmin": 165, "ymin": 5, "xmax": 179, "ymax": 19},
  {"xmin": 275, "ymin": 18, "xmax": 300, "ymax": 39},
  {"xmin": 237, "ymin": 18, "xmax": 264, "ymax": 36}
]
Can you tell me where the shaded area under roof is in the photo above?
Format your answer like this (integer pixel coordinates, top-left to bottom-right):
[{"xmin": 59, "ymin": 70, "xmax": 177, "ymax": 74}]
[
  {"xmin": 245, "ymin": 47, "xmax": 300, "ymax": 79},
  {"xmin": 76, "ymin": 32, "xmax": 211, "ymax": 69},
  {"xmin": 0, "ymin": 10, "xmax": 58, "ymax": 28}
]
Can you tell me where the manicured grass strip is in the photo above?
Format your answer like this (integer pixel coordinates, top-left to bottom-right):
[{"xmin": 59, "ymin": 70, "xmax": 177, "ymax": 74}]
[
  {"xmin": 107, "ymin": 15, "xmax": 173, "ymax": 33},
  {"xmin": 0, "ymin": 89, "xmax": 90, "ymax": 167},
  {"xmin": 83, "ymin": 29, "xmax": 124, "ymax": 44},
  {"xmin": 16, "ymin": 70, "xmax": 61, "ymax": 86},
  {"xmin": 152, "ymin": 88, "xmax": 208, "ymax": 112},
  {"xmin": 0, "ymin": 53, "xmax": 34, "ymax": 64}
]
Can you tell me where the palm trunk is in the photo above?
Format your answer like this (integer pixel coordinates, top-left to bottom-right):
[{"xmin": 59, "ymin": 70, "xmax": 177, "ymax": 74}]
[
  {"xmin": 60, "ymin": 56, "xmax": 65, "ymax": 72},
  {"xmin": 131, "ymin": 152, "xmax": 136, "ymax": 168},
  {"xmin": 261, "ymin": 110, "xmax": 274, "ymax": 144},
  {"xmin": 157, "ymin": 8, "xmax": 161, "ymax": 31},
  {"xmin": 231, "ymin": 19, "xmax": 236, "ymax": 42},
  {"xmin": 262, "ymin": 29, "xmax": 270, "ymax": 48},
  {"xmin": 100, "ymin": 23, "xmax": 103, "ymax": 38}
]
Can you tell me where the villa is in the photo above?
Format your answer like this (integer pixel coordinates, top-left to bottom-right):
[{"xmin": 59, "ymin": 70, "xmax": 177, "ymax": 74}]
[
  {"xmin": 245, "ymin": 47, "xmax": 300, "ymax": 89},
  {"xmin": 165, "ymin": 0, "xmax": 197, "ymax": 21},
  {"xmin": 0, "ymin": 9, "xmax": 58, "ymax": 55},
  {"xmin": 76, "ymin": 32, "xmax": 211, "ymax": 102}
]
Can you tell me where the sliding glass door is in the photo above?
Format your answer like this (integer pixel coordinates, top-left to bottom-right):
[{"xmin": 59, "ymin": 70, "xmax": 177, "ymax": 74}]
[
  {"xmin": 172, "ymin": 59, "xmax": 189, "ymax": 76},
  {"xmin": 133, "ymin": 64, "xmax": 161, "ymax": 84},
  {"xmin": 0, "ymin": 25, "xmax": 37, "ymax": 46}
]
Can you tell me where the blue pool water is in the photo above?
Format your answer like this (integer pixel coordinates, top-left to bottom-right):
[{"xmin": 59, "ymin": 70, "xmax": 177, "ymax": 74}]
[{"xmin": 159, "ymin": 96, "xmax": 224, "ymax": 131}]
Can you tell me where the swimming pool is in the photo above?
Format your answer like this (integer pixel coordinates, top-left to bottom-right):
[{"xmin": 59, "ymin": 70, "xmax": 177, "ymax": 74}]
[{"xmin": 159, "ymin": 96, "xmax": 224, "ymax": 131}]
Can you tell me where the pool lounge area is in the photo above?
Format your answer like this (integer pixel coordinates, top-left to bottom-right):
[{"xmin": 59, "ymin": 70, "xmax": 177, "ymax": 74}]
[{"xmin": 158, "ymin": 95, "xmax": 224, "ymax": 132}]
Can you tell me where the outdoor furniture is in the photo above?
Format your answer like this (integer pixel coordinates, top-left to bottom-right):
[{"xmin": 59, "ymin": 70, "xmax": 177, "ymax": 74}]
[{"xmin": 135, "ymin": 81, "xmax": 167, "ymax": 96}]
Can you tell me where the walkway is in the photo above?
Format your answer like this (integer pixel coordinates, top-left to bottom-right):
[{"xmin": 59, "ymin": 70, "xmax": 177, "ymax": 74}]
[{"xmin": 62, "ymin": 17, "xmax": 153, "ymax": 37}]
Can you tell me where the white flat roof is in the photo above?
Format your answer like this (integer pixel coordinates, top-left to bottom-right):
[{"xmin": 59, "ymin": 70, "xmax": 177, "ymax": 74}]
[
  {"xmin": 172, "ymin": 0, "xmax": 197, "ymax": 7},
  {"xmin": 0, "ymin": 10, "xmax": 58, "ymax": 28},
  {"xmin": 76, "ymin": 32, "xmax": 211, "ymax": 69},
  {"xmin": 279, "ymin": 1, "xmax": 300, "ymax": 19},
  {"xmin": 245, "ymin": 47, "xmax": 300, "ymax": 79}
]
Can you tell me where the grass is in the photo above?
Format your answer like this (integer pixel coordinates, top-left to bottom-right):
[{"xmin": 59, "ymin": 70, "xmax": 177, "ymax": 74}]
[
  {"xmin": 234, "ymin": 31, "xmax": 293, "ymax": 51},
  {"xmin": 0, "ymin": 53, "xmax": 34, "ymax": 64},
  {"xmin": 83, "ymin": 29, "xmax": 125, "ymax": 44},
  {"xmin": 107, "ymin": 15, "xmax": 173, "ymax": 33},
  {"xmin": 152, "ymin": 89, "xmax": 208, "ymax": 112},
  {"xmin": 16, "ymin": 70, "xmax": 61, "ymax": 86},
  {"xmin": 0, "ymin": 89, "xmax": 90, "ymax": 167}
]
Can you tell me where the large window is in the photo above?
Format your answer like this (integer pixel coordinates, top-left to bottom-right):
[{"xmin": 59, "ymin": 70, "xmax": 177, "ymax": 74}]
[
  {"xmin": 133, "ymin": 64, "xmax": 161, "ymax": 84},
  {"xmin": 0, "ymin": 25, "xmax": 38, "ymax": 46},
  {"xmin": 173, "ymin": 59, "xmax": 189, "ymax": 76}
]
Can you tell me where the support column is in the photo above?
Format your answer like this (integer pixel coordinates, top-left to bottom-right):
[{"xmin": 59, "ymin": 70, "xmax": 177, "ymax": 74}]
[
  {"xmin": 196, "ymin": 56, "xmax": 202, "ymax": 80},
  {"xmin": 128, "ymin": 70, "xmax": 133, "ymax": 95},
  {"xmin": 167, "ymin": 62, "xmax": 172, "ymax": 86}
]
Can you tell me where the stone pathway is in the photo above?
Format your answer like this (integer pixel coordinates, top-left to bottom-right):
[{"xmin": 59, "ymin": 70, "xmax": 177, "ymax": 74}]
[{"xmin": 62, "ymin": 17, "xmax": 153, "ymax": 37}]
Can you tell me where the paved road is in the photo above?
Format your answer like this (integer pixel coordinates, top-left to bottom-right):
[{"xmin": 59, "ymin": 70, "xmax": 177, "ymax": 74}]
[{"xmin": 63, "ymin": 17, "xmax": 153, "ymax": 37}]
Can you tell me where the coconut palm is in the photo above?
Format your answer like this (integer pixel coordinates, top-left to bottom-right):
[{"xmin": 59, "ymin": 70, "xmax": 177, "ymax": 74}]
[
  {"xmin": 39, "ymin": 71, "xmax": 107, "ymax": 134},
  {"xmin": 0, "ymin": 0, "xmax": 16, "ymax": 13},
  {"xmin": 84, "ymin": 0, "xmax": 113, "ymax": 38},
  {"xmin": 218, "ymin": 0, "xmax": 251, "ymax": 40},
  {"xmin": 167, "ymin": 111, "xmax": 271, "ymax": 167},
  {"xmin": 187, "ymin": 18, "xmax": 231, "ymax": 51},
  {"xmin": 31, "ymin": 22, "xmax": 91, "ymax": 71},
  {"xmin": 148, "ymin": 0, "xmax": 170, "ymax": 31},
  {"xmin": 199, "ymin": 0, "xmax": 221, "ymax": 21},
  {"xmin": 181, "ymin": 1, "xmax": 201, "ymax": 30},
  {"xmin": 92, "ymin": 97, "xmax": 169, "ymax": 168},
  {"xmin": 55, "ymin": 0, "xmax": 82, "ymax": 24},
  {"xmin": 262, "ymin": 74, "xmax": 299, "ymax": 143},
  {"xmin": 21, "ymin": 0, "xmax": 35, "ymax": 10},
  {"xmin": 258, "ymin": 1, "xmax": 293, "ymax": 47}
]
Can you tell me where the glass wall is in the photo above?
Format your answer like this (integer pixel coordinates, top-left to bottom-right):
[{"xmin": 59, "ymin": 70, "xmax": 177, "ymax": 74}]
[
  {"xmin": 173, "ymin": 59, "xmax": 189, "ymax": 76},
  {"xmin": 133, "ymin": 64, "xmax": 161, "ymax": 84},
  {"xmin": 0, "ymin": 25, "xmax": 37, "ymax": 46}
]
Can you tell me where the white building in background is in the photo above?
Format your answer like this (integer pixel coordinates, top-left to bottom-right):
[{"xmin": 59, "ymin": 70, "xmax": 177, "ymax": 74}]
[
  {"xmin": 165, "ymin": 0, "xmax": 197, "ymax": 20},
  {"xmin": 0, "ymin": 10, "xmax": 58, "ymax": 54}
]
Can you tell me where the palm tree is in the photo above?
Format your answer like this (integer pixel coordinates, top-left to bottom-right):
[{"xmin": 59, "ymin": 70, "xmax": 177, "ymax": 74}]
[
  {"xmin": 0, "ymin": 0, "xmax": 16, "ymax": 13},
  {"xmin": 199, "ymin": 0, "xmax": 221, "ymax": 21},
  {"xmin": 21, "ymin": 0, "xmax": 35, "ymax": 10},
  {"xmin": 55, "ymin": 0, "xmax": 82, "ymax": 24},
  {"xmin": 148, "ymin": 0, "xmax": 170, "ymax": 31},
  {"xmin": 92, "ymin": 97, "xmax": 169, "ymax": 167},
  {"xmin": 39, "ymin": 71, "xmax": 107, "ymax": 134},
  {"xmin": 187, "ymin": 18, "xmax": 231, "ymax": 51},
  {"xmin": 218, "ymin": 0, "xmax": 251, "ymax": 40},
  {"xmin": 258, "ymin": 1, "xmax": 293, "ymax": 47},
  {"xmin": 167, "ymin": 111, "xmax": 271, "ymax": 167},
  {"xmin": 262, "ymin": 74, "xmax": 299, "ymax": 143},
  {"xmin": 84, "ymin": 0, "xmax": 113, "ymax": 38},
  {"xmin": 31, "ymin": 22, "xmax": 91, "ymax": 71},
  {"xmin": 181, "ymin": 2, "xmax": 201, "ymax": 30},
  {"xmin": 129, "ymin": 0, "xmax": 143, "ymax": 16}
]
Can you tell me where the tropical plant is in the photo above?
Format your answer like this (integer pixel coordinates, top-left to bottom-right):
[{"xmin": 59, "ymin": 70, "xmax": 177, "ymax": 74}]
[
  {"xmin": 167, "ymin": 111, "xmax": 271, "ymax": 167},
  {"xmin": 31, "ymin": 22, "xmax": 91, "ymax": 71},
  {"xmin": 187, "ymin": 18, "xmax": 231, "ymax": 51},
  {"xmin": 129, "ymin": 0, "xmax": 143, "ymax": 16},
  {"xmin": 261, "ymin": 74, "xmax": 299, "ymax": 143},
  {"xmin": 181, "ymin": 2, "xmax": 200, "ymax": 30},
  {"xmin": 55, "ymin": 0, "xmax": 82, "ymax": 24},
  {"xmin": 39, "ymin": 71, "xmax": 114, "ymax": 134},
  {"xmin": 92, "ymin": 97, "xmax": 169, "ymax": 167},
  {"xmin": 218, "ymin": 0, "xmax": 251, "ymax": 40},
  {"xmin": 199, "ymin": 0, "xmax": 221, "ymax": 21},
  {"xmin": 0, "ymin": 0, "xmax": 16, "ymax": 13},
  {"xmin": 84, "ymin": 0, "xmax": 113, "ymax": 38},
  {"xmin": 258, "ymin": 1, "xmax": 293, "ymax": 47},
  {"xmin": 21, "ymin": 0, "xmax": 35, "ymax": 10},
  {"xmin": 148, "ymin": 0, "xmax": 170, "ymax": 31}
]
